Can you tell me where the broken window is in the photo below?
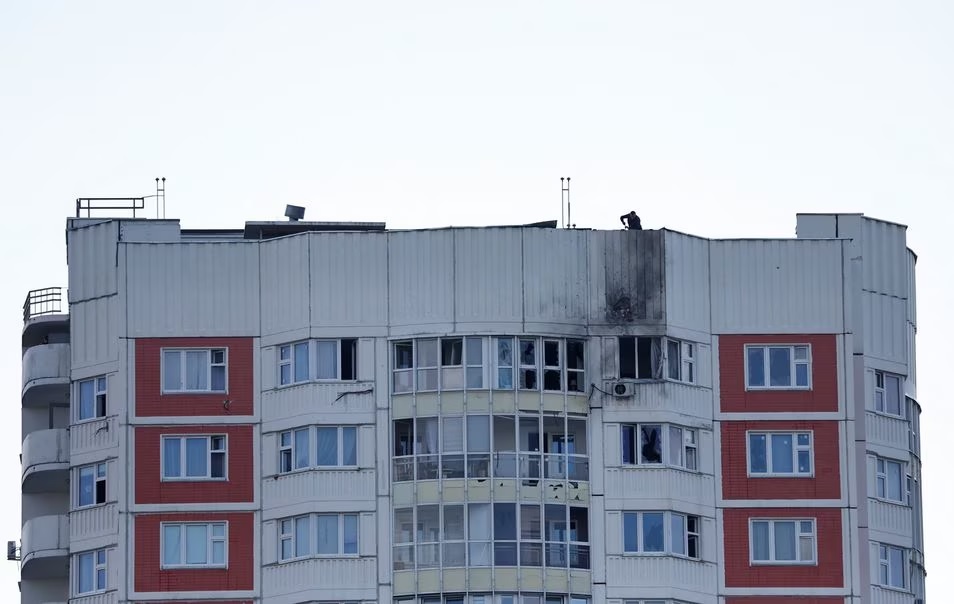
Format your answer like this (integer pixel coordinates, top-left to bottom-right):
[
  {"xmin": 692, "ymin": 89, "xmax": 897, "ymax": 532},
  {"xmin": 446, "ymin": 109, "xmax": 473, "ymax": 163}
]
[
  {"xmin": 618, "ymin": 336, "xmax": 662, "ymax": 380},
  {"xmin": 621, "ymin": 423, "xmax": 697, "ymax": 469}
]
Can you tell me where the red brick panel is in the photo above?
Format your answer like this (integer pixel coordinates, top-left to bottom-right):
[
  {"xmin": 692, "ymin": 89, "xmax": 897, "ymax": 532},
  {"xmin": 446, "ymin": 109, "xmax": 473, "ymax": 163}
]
[
  {"xmin": 134, "ymin": 512, "xmax": 254, "ymax": 592},
  {"xmin": 135, "ymin": 338, "xmax": 254, "ymax": 417},
  {"xmin": 726, "ymin": 598, "xmax": 843, "ymax": 604},
  {"xmin": 723, "ymin": 507, "xmax": 843, "ymax": 588},
  {"xmin": 721, "ymin": 420, "xmax": 841, "ymax": 500},
  {"xmin": 135, "ymin": 425, "xmax": 254, "ymax": 504},
  {"xmin": 719, "ymin": 334, "xmax": 838, "ymax": 413}
]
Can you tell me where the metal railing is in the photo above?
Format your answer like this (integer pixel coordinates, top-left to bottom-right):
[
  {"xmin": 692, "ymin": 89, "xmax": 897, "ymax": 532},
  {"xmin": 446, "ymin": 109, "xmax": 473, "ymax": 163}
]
[
  {"xmin": 75, "ymin": 197, "xmax": 146, "ymax": 218},
  {"xmin": 23, "ymin": 287, "xmax": 64, "ymax": 322}
]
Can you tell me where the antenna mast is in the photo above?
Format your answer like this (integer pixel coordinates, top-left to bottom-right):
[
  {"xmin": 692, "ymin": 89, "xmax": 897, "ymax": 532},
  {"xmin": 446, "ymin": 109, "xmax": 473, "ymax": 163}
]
[
  {"xmin": 561, "ymin": 177, "xmax": 571, "ymax": 229},
  {"xmin": 155, "ymin": 177, "xmax": 166, "ymax": 219}
]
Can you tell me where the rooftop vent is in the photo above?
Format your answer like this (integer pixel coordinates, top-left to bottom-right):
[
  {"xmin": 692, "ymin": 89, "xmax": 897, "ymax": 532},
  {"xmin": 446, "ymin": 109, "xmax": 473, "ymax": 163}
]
[{"xmin": 285, "ymin": 205, "xmax": 306, "ymax": 222}]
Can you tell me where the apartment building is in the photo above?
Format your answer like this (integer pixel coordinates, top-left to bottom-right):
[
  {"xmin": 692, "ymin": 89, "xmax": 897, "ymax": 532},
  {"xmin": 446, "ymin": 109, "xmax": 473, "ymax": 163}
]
[{"xmin": 16, "ymin": 206, "xmax": 924, "ymax": 604}]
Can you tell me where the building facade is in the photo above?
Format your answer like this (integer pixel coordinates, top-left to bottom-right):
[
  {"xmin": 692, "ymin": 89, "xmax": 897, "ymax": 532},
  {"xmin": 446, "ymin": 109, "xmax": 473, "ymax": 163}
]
[{"xmin": 16, "ymin": 211, "xmax": 924, "ymax": 604}]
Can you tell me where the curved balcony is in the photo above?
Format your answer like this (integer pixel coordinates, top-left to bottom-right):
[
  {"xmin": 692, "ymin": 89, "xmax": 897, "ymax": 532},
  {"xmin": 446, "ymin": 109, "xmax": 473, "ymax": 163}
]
[
  {"xmin": 22, "ymin": 429, "xmax": 69, "ymax": 493},
  {"xmin": 21, "ymin": 515, "xmax": 69, "ymax": 579},
  {"xmin": 22, "ymin": 343, "xmax": 70, "ymax": 407}
]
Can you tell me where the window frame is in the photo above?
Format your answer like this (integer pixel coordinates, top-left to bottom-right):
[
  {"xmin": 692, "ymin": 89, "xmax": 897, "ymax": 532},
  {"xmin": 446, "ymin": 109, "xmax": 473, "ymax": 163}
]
[
  {"xmin": 749, "ymin": 518, "xmax": 816, "ymax": 565},
  {"xmin": 875, "ymin": 456, "xmax": 907, "ymax": 504},
  {"xmin": 278, "ymin": 425, "xmax": 358, "ymax": 474},
  {"xmin": 621, "ymin": 423, "xmax": 699, "ymax": 471},
  {"xmin": 161, "ymin": 435, "xmax": 228, "ymax": 481},
  {"xmin": 665, "ymin": 338, "xmax": 696, "ymax": 384},
  {"xmin": 746, "ymin": 430, "xmax": 814, "ymax": 477},
  {"xmin": 75, "ymin": 548, "xmax": 108, "ymax": 595},
  {"xmin": 621, "ymin": 511, "xmax": 701, "ymax": 559},
  {"xmin": 744, "ymin": 344, "xmax": 811, "ymax": 390},
  {"xmin": 874, "ymin": 370, "xmax": 904, "ymax": 418},
  {"xmin": 878, "ymin": 543, "xmax": 907, "ymax": 589},
  {"xmin": 161, "ymin": 347, "xmax": 228, "ymax": 394},
  {"xmin": 277, "ymin": 513, "xmax": 359, "ymax": 561},
  {"xmin": 278, "ymin": 340, "xmax": 310, "ymax": 385},
  {"xmin": 77, "ymin": 376, "xmax": 107, "ymax": 422},
  {"xmin": 160, "ymin": 521, "xmax": 228, "ymax": 569},
  {"xmin": 76, "ymin": 462, "xmax": 107, "ymax": 508}
]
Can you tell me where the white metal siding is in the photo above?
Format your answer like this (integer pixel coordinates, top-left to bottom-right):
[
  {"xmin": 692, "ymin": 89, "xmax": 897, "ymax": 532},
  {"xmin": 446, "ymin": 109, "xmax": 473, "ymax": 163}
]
[
  {"xmin": 863, "ymin": 292, "xmax": 907, "ymax": 366},
  {"xmin": 861, "ymin": 218, "xmax": 909, "ymax": 299},
  {"xmin": 70, "ymin": 297, "xmax": 119, "ymax": 370},
  {"xmin": 710, "ymin": 239, "xmax": 844, "ymax": 333},
  {"xmin": 260, "ymin": 235, "xmax": 310, "ymax": 337},
  {"xmin": 522, "ymin": 228, "xmax": 588, "ymax": 325},
  {"xmin": 454, "ymin": 228, "xmax": 523, "ymax": 327},
  {"xmin": 388, "ymin": 230, "xmax": 454, "ymax": 329},
  {"xmin": 68, "ymin": 220, "xmax": 119, "ymax": 302},
  {"xmin": 124, "ymin": 242, "xmax": 260, "ymax": 336},
  {"xmin": 664, "ymin": 231, "xmax": 711, "ymax": 337},
  {"xmin": 310, "ymin": 232, "xmax": 389, "ymax": 329}
]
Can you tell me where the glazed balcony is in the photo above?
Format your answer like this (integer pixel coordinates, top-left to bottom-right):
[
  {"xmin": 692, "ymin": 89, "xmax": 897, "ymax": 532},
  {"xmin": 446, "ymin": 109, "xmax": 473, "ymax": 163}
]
[
  {"xmin": 22, "ymin": 343, "xmax": 70, "ymax": 407},
  {"xmin": 22, "ymin": 429, "xmax": 69, "ymax": 493},
  {"xmin": 20, "ymin": 514, "xmax": 69, "ymax": 579}
]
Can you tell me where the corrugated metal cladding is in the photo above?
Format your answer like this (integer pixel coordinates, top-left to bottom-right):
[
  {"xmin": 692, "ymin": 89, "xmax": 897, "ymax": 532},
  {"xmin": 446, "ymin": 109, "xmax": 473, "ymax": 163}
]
[
  {"xmin": 67, "ymin": 220, "xmax": 119, "ymax": 302},
  {"xmin": 124, "ymin": 242, "xmax": 260, "ymax": 336},
  {"xmin": 861, "ymin": 217, "xmax": 909, "ymax": 299},
  {"xmin": 906, "ymin": 249, "xmax": 917, "ymax": 326},
  {"xmin": 710, "ymin": 239, "xmax": 844, "ymax": 334},
  {"xmin": 70, "ymin": 297, "xmax": 118, "ymax": 371},
  {"xmin": 454, "ymin": 228, "xmax": 523, "ymax": 325},
  {"xmin": 388, "ymin": 230, "xmax": 455, "ymax": 328},
  {"xmin": 310, "ymin": 232, "xmax": 388, "ymax": 328},
  {"xmin": 863, "ymin": 292, "xmax": 907, "ymax": 366},
  {"xmin": 592, "ymin": 229, "xmax": 665, "ymax": 325},
  {"xmin": 664, "ymin": 231, "xmax": 710, "ymax": 337},
  {"xmin": 523, "ymin": 228, "xmax": 588, "ymax": 324},
  {"xmin": 260, "ymin": 234, "xmax": 309, "ymax": 337}
]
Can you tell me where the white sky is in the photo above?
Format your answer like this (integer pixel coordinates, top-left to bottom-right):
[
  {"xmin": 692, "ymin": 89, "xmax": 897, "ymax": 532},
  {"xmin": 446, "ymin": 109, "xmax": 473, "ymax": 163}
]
[{"xmin": 1, "ymin": 1, "xmax": 951, "ymax": 599}]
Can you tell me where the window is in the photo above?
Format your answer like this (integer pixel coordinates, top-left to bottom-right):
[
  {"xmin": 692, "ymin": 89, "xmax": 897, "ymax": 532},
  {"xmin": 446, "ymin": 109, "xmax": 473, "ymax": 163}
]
[
  {"xmin": 748, "ymin": 432, "xmax": 812, "ymax": 476},
  {"xmin": 279, "ymin": 341, "xmax": 309, "ymax": 385},
  {"xmin": 162, "ymin": 348, "xmax": 227, "ymax": 392},
  {"xmin": 746, "ymin": 345, "xmax": 810, "ymax": 389},
  {"xmin": 667, "ymin": 339, "xmax": 695, "ymax": 383},
  {"xmin": 162, "ymin": 435, "xmax": 226, "ymax": 480},
  {"xmin": 393, "ymin": 341, "xmax": 414, "ymax": 392},
  {"xmin": 279, "ymin": 513, "xmax": 358, "ymax": 560},
  {"xmin": 162, "ymin": 522, "xmax": 227, "ymax": 568},
  {"xmin": 750, "ymin": 519, "xmax": 815, "ymax": 564},
  {"xmin": 874, "ymin": 371, "xmax": 903, "ymax": 417},
  {"xmin": 621, "ymin": 424, "xmax": 698, "ymax": 470},
  {"xmin": 278, "ymin": 339, "xmax": 357, "ymax": 385},
  {"xmin": 876, "ymin": 457, "xmax": 906, "ymax": 503},
  {"xmin": 566, "ymin": 339, "xmax": 585, "ymax": 392},
  {"xmin": 619, "ymin": 336, "xmax": 662, "ymax": 380},
  {"xmin": 879, "ymin": 543, "xmax": 907, "ymax": 589},
  {"xmin": 76, "ymin": 549, "xmax": 107, "ymax": 594},
  {"xmin": 519, "ymin": 338, "xmax": 538, "ymax": 390},
  {"xmin": 622, "ymin": 511, "xmax": 700, "ymax": 559},
  {"xmin": 279, "ymin": 425, "xmax": 357, "ymax": 473},
  {"xmin": 78, "ymin": 376, "xmax": 107, "ymax": 421},
  {"xmin": 394, "ymin": 503, "xmax": 589, "ymax": 570},
  {"xmin": 77, "ymin": 463, "xmax": 107, "ymax": 507}
]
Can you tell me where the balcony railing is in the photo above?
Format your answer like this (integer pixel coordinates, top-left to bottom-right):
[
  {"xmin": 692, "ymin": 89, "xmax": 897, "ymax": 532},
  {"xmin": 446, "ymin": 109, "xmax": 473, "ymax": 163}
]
[
  {"xmin": 23, "ymin": 287, "xmax": 64, "ymax": 322},
  {"xmin": 394, "ymin": 453, "xmax": 589, "ymax": 482}
]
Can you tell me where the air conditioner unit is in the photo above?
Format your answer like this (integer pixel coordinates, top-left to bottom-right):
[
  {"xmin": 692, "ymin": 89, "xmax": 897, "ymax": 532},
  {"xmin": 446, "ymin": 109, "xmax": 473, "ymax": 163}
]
[{"xmin": 604, "ymin": 380, "xmax": 636, "ymax": 398}]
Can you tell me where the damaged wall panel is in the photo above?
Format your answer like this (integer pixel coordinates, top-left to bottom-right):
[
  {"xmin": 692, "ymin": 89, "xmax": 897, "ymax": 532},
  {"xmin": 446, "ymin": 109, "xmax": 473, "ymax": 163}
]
[{"xmin": 593, "ymin": 229, "xmax": 666, "ymax": 326}]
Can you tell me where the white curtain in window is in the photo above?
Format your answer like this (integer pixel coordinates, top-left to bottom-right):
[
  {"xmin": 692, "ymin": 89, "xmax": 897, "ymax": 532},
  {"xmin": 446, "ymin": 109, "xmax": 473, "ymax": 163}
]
[
  {"xmin": 317, "ymin": 341, "xmax": 337, "ymax": 379},
  {"xmin": 163, "ymin": 351, "xmax": 180, "ymax": 391},
  {"xmin": 317, "ymin": 427, "xmax": 338, "ymax": 465},
  {"xmin": 341, "ymin": 427, "xmax": 357, "ymax": 465},
  {"xmin": 752, "ymin": 522, "xmax": 769, "ymax": 560},
  {"xmin": 420, "ymin": 418, "xmax": 439, "ymax": 455},
  {"xmin": 77, "ymin": 552, "xmax": 93, "ymax": 592},
  {"xmin": 294, "ymin": 342, "xmax": 310, "ymax": 381},
  {"xmin": 651, "ymin": 339, "xmax": 663, "ymax": 380},
  {"xmin": 443, "ymin": 417, "xmax": 463, "ymax": 453},
  {"xmin": 295, "ymin": 428, "xmax": 310, "ymax": 468},
  {"xmin": 185, "ymin": 438, "xmax": 208, "ymax": 477},
  {"xmin": 185, "ymin": 524, "xmax": 208, "ymax": 564},
  {"xmin": 79, "ymin": 380, "xmax": 94, "ymax": 419},
  {"xmin": 343, "ymin": 514, "xmax": 358, "ymax": 553},
  {"xmin": 317, "ymin": 515, "xmax": 338, "ymax": 554},
  {"xmin": 164, "ymin": 439, "xmax": 181, "ymax": 477},
  {"xmin": 163, "ymin": 525, "xmax": 181, "ymax": 565},
  {"xmin": 295, "ymin": 516, "xmax": 311, "ymax": 557},
  {"xmin": 774, "ymin": 522, "xmax": 796, "ymax": 560},
  {"xmin": 185, "ymin": 350, "xmax": 207, "ymax": 390}
]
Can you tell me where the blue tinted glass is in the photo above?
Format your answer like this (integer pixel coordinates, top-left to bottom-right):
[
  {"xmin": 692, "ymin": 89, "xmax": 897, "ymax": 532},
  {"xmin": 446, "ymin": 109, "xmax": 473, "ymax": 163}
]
[
  {"xmin": 749, "ymin": 434, "xmax": 767, "ymax": 473},
  {"xmin": 294, "ymin": 342, "xmax": 310, "ymax": 381},
  {"xmin": 747, "ymin": 348, "xmax": 765, "ymax": 386},
  {"xmin": 752, "ymin": 521, "xmax": 769, "ymax": 560},
  {"xmin": 78, "ymin": 467, "xmax": 94, "ymax": 506},
  {"xmin": 795, "ymin": 363, "xmax": 809, "ymax": 387},
  {"xmin": 163, "ymin": 439, "xmax": 181, "ymax": 477},
  {"xmin": 185, "ymin": 438, "xmax": 208, "ymax": 477},
  {"xmin": 342, "ymin": 427, "xmax": 357, "ymax": 466},
  {"xmin": 642, "ymin": 513, "xmax": 665, "ymax": 552},
  {"xmin": 771, "ymin": 434, "xmax": 794, "ymax": 473},
  {"xmin": 623, "ymin": 513, "xmax": 638, "ymax": 552},
  {"xmin": 162, "ymin": 525, "xmax": 181, "ymax": 565},
  {"xmin": 774, "ymin": 522, "xmax": 796, "ymax": 560},
  {"xmin": 79, "ymin": 380, "xmax": 95, "ymax": 419},
  {"xmin": 769, "ymin": 348, "xmax": 792, "ymax": 387},
  {"xmin": 343, "ymin": 514, "xmax": 358, "ymax": 553},
  {"xmin": 77, "ymin": 552, "xmax": 93, "ymax": 592}
]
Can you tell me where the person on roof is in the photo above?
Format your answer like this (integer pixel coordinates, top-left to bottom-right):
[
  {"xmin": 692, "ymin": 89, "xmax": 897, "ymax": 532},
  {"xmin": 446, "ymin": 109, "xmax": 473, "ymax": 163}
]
[{"xmin": 620, "ymin": 211, "xmax": 642, "ymax": 230}]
